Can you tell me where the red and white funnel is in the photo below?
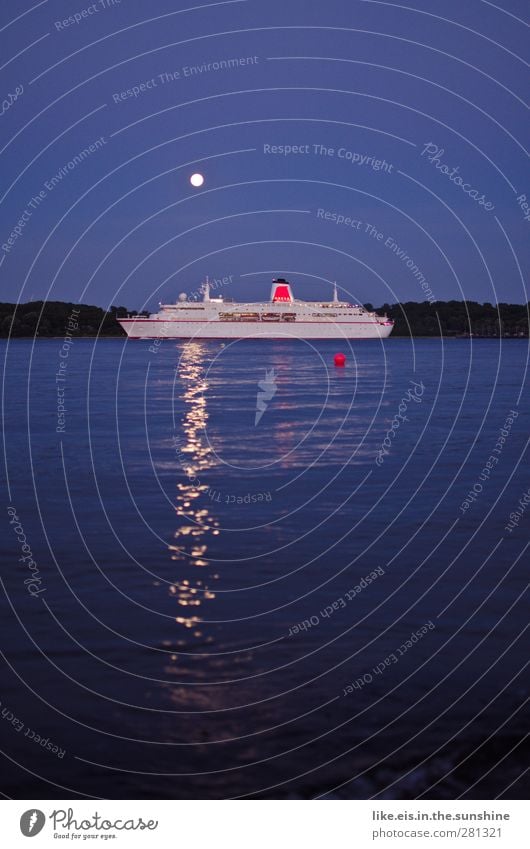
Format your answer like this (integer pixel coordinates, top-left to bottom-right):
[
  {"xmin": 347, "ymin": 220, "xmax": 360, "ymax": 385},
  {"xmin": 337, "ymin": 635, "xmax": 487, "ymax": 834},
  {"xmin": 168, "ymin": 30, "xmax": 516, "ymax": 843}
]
[{"xmin": 270, "ymin": 278, "xmax": 294, "ymax": 303}]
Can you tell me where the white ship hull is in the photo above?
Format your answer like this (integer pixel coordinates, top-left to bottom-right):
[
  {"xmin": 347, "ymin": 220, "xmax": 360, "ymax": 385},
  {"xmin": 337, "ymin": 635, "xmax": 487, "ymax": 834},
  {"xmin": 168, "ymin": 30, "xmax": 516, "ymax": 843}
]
[
  {"xmin": 118, "ymin": 318, "xmax": 393, "ymax": 340},
  {"xmin": 118, "ymin": 279, "xmax": 394, "ymax": 340}
]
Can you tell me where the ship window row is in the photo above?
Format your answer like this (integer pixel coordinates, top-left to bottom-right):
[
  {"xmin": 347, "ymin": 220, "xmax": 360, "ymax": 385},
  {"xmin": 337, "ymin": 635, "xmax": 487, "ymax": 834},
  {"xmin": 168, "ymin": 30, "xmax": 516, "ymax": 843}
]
[{"xmin": 219, "ymin": 312, "xmax": 297, "ymax": 322}]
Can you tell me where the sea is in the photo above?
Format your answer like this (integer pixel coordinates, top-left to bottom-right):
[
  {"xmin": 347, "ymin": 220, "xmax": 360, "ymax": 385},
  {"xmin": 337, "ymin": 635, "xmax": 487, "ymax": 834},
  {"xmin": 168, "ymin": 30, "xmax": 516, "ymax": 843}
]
[{"xmin": 1, "ymin": 336, "xmax": 528, "ymax": 799}]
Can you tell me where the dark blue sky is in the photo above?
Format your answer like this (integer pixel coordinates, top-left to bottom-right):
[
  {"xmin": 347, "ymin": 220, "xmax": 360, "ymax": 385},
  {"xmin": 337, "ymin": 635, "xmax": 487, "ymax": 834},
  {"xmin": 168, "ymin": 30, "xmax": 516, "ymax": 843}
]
[{"xmin": 1, "ymin": 0, "xmax": 528, "ymax": 310}]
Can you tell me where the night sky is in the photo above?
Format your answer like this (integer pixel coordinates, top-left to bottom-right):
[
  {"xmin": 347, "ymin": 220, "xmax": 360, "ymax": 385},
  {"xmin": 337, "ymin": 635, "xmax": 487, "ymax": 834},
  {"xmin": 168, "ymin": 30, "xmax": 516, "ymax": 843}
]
[{"xmin": 1, "ymin": 0, "xmax": 528, "ymax": 312}]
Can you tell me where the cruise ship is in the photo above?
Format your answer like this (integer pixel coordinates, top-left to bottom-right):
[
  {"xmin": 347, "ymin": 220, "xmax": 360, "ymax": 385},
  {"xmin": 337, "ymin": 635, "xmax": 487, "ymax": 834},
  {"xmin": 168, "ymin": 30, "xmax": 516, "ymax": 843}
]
[{"xmin": 118, "ymin": 279, "xmax": 394, "ymax": 340}]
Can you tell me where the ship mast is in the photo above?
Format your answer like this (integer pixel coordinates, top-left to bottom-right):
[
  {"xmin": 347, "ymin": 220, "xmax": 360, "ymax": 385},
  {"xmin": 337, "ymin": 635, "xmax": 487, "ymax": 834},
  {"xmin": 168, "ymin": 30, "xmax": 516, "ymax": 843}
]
[
  {"xmin": 203, "ymin": 277, "xmax": 210, "ymax": 302},
  {"xmin": 333, "ymin": 282, "xmax": 339, "ymax": 303}
]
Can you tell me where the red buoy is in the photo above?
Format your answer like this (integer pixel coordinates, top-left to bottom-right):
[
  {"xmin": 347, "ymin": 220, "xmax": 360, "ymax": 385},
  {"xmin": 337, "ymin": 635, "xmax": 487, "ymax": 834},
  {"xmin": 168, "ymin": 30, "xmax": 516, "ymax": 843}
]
[{"xmin": 334, "ymin": 352, "xmax": 346, "ymax": 367}]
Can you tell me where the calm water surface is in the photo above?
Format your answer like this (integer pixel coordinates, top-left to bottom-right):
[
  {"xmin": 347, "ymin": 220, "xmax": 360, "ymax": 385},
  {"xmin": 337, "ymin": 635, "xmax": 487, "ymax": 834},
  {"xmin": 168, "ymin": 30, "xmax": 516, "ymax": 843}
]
[{"xmin": 1, "ymin": 337, "xmax": 528, "ymax": 798}]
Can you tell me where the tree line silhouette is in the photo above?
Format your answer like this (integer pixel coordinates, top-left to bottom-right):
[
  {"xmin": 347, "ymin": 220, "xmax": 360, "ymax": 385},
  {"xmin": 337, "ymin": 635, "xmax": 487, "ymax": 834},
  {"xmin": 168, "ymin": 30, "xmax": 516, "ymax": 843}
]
[{"xmin": 0, "ymin": 299, "xmax": 528, "ymax": 338}]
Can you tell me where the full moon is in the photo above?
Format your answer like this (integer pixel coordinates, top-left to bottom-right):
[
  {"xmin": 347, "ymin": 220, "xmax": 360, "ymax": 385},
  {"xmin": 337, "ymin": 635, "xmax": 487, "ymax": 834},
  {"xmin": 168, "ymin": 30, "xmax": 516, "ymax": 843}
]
[{"xmin": 190, "ymin": 173, "xmax": 205, "ymax": 187}]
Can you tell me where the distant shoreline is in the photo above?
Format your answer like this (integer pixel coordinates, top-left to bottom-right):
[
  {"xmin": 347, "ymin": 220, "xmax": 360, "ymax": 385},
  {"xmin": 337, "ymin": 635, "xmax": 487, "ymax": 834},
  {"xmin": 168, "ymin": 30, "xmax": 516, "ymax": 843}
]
[
  {"xmin": 1, "ymin": 299, "xmax": 528, "ymax": 339},
  {"xmin": 2, "ymin": 335, "xmax": 528, "ymax": 341}
]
